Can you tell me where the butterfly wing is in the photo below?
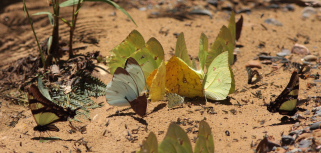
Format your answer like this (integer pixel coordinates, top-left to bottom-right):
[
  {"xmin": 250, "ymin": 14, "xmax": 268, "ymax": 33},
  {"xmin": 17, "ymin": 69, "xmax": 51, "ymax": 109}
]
[
  {"xmin": 267, "ymin": 71, "xmax": 299, "ymax": 115},
  {"xmin": 29, "ymin": 84, "xmax": 78, "ymax": 131},
  {"xmin": 125, "ymin": 57, "xmax": 146, "ymax": 93},
  {"xmin": 247, "ymin": 67, "xmax": 261, "ymax": 84},
  {"xmin": 106, "ymin": 57, "xmax": 148, "ymax": 117},
  {"xmin": 106, "ymin": 64, "xmax": 142, "ymax": 106},
  {"xmin": 204, "ymin": 51, "xmax": 234, "ymax": 100},
  {"xmin": 28, "ymin": 85, "xmax": 62, "ymax": 131},
  {"xmin": 129, "ymin": 94, "xmax": 148, "ymax": 117},
  {"xmin": 167, "ymin": 93, "xmax": 184, "ymax": 108}
]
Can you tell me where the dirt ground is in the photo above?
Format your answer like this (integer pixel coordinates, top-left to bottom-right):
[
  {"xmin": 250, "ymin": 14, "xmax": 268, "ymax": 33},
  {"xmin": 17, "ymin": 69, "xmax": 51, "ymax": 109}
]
[{"xmin": 1, "ymin": 0, "xmax": 321, "ymax": 153}]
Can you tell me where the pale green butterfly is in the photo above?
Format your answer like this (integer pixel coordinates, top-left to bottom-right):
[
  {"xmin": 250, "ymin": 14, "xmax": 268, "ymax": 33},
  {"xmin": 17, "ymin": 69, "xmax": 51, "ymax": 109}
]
[{"xmin": 203, "ymin": 51, "xmax": 235, "ymax": 101}]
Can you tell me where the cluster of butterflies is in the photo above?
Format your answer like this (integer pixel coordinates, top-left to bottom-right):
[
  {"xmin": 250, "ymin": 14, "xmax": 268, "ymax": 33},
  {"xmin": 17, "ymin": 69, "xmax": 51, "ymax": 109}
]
[{"xmin": 28, "ymin": 59, "xmax": 300, "ymax": 135}]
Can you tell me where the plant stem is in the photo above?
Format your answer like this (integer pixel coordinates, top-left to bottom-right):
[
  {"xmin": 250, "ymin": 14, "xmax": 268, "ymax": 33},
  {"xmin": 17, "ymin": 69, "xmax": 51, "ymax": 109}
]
[
  {"xmin": 68, "ymin": 0, "xmax": 82, "ymax": 59},
  {"xmin": 23, "ymin": 0, "xmax": 47, "ymax": 69},
  {"xmin": 50, "ymin": 0, "xmax": 60, "ymax": 61}
]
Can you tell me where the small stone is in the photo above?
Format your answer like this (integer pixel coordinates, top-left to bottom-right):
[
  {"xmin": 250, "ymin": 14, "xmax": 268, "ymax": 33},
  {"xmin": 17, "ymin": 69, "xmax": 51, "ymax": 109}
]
[
  {"xmin": 277, "ymin": 49, "xmax": 291, "ymax": 56},
  {"xmin": 302, "ymin": 55, "xmax": 318, "ymax": 62},
  {"xmin": 299, "ymin": 139, "xmax": 312, "ymax": 148},
  {"xmin": 289, "ymin": 129, "xmax": 303, "ymax": 136},
  {"xmin": 50, "ymin": 64, "xmax": 60, "ymax": 74},
  {"xmin": 265, "ymin": 18, "xmax": 283, "ymax": 26},
  {"xmin": 291, "ymin": 44, "xmax": 310, "ymax": 55},
  {"xmin": 281, "ymin": 135, "xmax": 295, "ymax": 146},
  {"xmin": 286, "ymin": 4, "xmax": 295, "ymax": 11},
  {"xmin": 296, "ymin": 133, "xmax": 312, "ymax": 142},
  {"xmin": 302, "ymin": 7, "xmax": 317, "ymax": 18},
  {"xmin": 310, "ymin": 121, "xmax": 321, "ymax": 130},
  {"xmin": 246, "ymin": 60, "xmax": 262, "ymax": 69}
]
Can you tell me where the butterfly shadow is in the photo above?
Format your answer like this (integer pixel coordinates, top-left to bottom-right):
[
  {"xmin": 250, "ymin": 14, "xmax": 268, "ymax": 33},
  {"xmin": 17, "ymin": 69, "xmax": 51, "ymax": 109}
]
[
  {"xmin": 206, "ymin": 97, "xmax": 233, "ymax": 105},
  {"xmin": 106, "ymin": 107, "xmax": 149, "ymax": 126},
  {"xmin": 149, "ymin": 103, "xmax": 167, "ymax": 114},
  {"xmin": 32, "ymin": 137, "xmax": 62, "ymax": 141},
  {"xmin": 107, "ymin": 112, "xmax": 136, "ymax": 118},
  {"xmin": 131, "ymin": 116, "xmax": 148, "ymax": 126},
  {"xmin": 185, "ymin": 97, "xmax": 207, "ymax": 105},
  {"xmin": 269, "ymin": 118, "xmax": 299, "ymax": 126}
]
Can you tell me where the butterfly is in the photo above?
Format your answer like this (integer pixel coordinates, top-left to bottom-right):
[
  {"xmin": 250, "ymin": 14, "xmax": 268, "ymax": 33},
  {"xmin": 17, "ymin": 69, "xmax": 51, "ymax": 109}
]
[
  {"xmin": 167, "ymin": 93, "xmax": 184, "ymax": 108},
  {"xmin": 267, "ymin": 71, "xmax": 299, "ymax": 116},
  {"xmin": 246, "ymin": 67, "xmax": 261, "ymax": 84},
  {"xmin": 204, "ymin": 51, "xmax": 235, "ymax": 100},
  {"xmin": 106, "ymin": 57, "xmax": 147, "ymax": 117},
  {"xmin": 292, "ymin": 62, "xmax": 310, "ymax": 75},
  {"xmin": 28, "ymin": 84, "xmax": 78, "ymax": 132}
]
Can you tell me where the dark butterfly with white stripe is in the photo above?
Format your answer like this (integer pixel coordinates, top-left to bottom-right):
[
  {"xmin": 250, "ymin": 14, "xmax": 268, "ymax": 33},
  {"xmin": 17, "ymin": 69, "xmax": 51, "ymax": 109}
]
[
  {"xmin": 106, "ymin": 57, "xmax": 147, "ymax": 117},
  {"xmin": 292, "ymin": 62, "xmax": 310, "ymax": 75},
  {"xmin": 28, "ymin": 84, "xmax": 78, "ymax": 132},
  {"xmin": 246, "ymin": 67, "xmax": 261, "ymax": 84},
  {"xmin": 267, "ymin": 71, "xmax": 299, "ymax": 116}
]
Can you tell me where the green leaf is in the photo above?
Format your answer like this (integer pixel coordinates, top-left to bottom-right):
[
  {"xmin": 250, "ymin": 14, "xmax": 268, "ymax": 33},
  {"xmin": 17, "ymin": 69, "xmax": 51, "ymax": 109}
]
[
  {"xmin": 60, "ymin": 0, "xmax": 84, "ymax": 7},
  {"xmin": 86, "ymin": 0, "xmax": 136, "ymax": 25},
  {"xmin": 199, "ymin": 33, "xmax": 208, "ymax": 72},
  {"xmin": 175, "ymin": 33, "xmax": 194, "ymax": 69},
  {"xmin": 159, "ymin": 123, "xmax": 193, "ymax": 153},
  {"xmin": 138, "ymin": 132, "xmax": 159, "ymax": 153},
  {"xmin": 47, "ymin": 36, "xmax": 53, "ymax": 53},
  {"xmin": 33, "ymin": 11, "xmax": 54, "ymax": 25},
  {"xmin": 194, "ymin": 121, "xmax": 215, "ymax": 153},
  {"xmin": 107, "ymin": 30, "xmax": 145, "ymax": 74},
  {"xmin": 60, "ymin": 0, "xmax": 136, "ymax": 25}
]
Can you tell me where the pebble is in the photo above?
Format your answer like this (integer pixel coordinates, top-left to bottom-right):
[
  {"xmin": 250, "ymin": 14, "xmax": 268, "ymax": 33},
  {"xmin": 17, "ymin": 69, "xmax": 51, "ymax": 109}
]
[
  {"xmin": 277, "ymin": 49, "xmax": 291, "ymax": 56},
  {"xmin": 265, "ymin": 18, "xmax": 283, "ymax": 26},
  {"xmin": 291, "ymin": 44, "xmax": 310, "ymax": 55},
  {"xmin": 302, "ymin": 55, "xmax": 318, "ymax": 62},
  {"xmin": 289, "ymin": 130, "xmax": 303, "ymax": 136},
  {"xmin": 245, "ymin": 60, "xmax": 262, "ymax": 69},
  {"xmin": 287, "ymin": 148, "xmax": 303, "ymax": 153},
  {"xmin": 281, "ymin": 135, "xmax": 295, "ymax": 146},
  {"xmin": 286, "ymin": 4, "xmax": 295, "ymax": 11},
  {"xmin": 302, "ymin": 7, "xmax": 317, "ymax": 18},
  {"xmin": 310, "ymin": 121, "xmax": 321, "ymax": 130},
  {"xmin": 299, "ymin": 139, "xmax": 312, "ymax": 148}
]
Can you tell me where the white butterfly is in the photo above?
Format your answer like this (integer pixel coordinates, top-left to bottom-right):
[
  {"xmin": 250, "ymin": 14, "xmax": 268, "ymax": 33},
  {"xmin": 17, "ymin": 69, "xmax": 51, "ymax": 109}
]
[{"xmin": 106, "ymin": 57, "xmax": 147, "ymax": 117}]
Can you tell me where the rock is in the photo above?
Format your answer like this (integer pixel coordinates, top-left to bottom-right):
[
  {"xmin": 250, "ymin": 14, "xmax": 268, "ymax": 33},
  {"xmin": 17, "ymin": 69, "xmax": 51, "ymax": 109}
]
[
  {"xmin": 299, "ymin": 139, "xmax": 312, "ymax": 148},
  {"xmin": 208, "ymin": 0, "xmax": 218, "ymax": 7},
  {"xmin": 296, "ymin": 133, "xmax": 312, "ymax": 142},
  {"xmin": 310, "ymin": 121, "xmax": 321, "ymax": 130},
  {"xmin": 287, "ymin": 148, "xmax": 303, "ymax": 153},
  {"xmin": 302, "ymin": 55, "xmax": 318, "ymax": 62},
  {"xmin": 302, "ymin": 7, "xmax": 317, "ymax": 19},
  {"xmin": 291, "ymin": 44, "xmax": 310, "ymax": 55},
  {"xmin": 281, "ymin": 135, "xmax": 295, "ymax": 146},
  {"xmin": 246, "ymin": 60, "xmax": 262, "ymax": 69},
  {"xmin": 289, "ymin": 129, "xmax": 303, "ymax": 136},
  {"xmin": 285, "ymin": 4, "xmax": 295, "ymax": 11},
  {"xmin": 265, "ymin": 18, "xmax": 283, "ymax": 26},
  {"xmin": 277, "ymin": 49, "xmax": 291, "ymax": 56}
]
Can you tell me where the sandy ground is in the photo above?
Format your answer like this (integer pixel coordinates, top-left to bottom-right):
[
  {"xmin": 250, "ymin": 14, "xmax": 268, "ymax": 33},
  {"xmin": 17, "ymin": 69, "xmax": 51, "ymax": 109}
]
[{"xmin": 1, "ymin": 1, "xmax": 321, "ymax": 152}]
